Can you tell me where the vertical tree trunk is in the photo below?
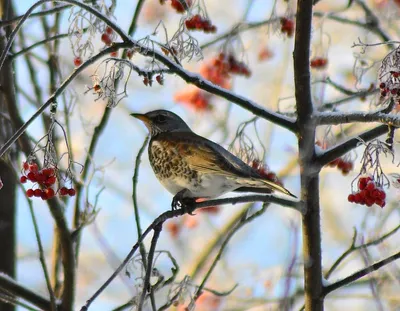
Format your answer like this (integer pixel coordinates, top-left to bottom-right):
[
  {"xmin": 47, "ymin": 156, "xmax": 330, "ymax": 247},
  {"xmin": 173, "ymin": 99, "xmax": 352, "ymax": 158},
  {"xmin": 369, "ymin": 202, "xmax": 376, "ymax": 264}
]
[{"xmin": 0, "ymin": 0, "xmax": 17, "ymax": 310}]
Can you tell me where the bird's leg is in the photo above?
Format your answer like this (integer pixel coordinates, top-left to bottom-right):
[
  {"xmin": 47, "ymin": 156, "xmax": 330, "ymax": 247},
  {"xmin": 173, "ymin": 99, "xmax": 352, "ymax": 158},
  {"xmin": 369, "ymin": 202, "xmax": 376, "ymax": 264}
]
[{"xmin": 171, "ymin": 189, "xmax": 196, "ymax": 215}]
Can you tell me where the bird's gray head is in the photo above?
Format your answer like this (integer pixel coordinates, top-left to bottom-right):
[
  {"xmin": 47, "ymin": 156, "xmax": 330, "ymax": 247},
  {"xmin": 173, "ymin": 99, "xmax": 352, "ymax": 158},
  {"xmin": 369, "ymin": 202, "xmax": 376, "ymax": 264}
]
[{"xmin": 131, "ymin": 110, "xmax": 192, "ymax": 136}]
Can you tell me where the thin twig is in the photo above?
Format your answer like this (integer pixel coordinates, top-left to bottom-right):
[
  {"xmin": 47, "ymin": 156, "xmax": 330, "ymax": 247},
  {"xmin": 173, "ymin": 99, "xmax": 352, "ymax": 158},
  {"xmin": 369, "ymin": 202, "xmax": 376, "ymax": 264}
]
[
  {"xmin": 323, "ymin": 250, "xmax": 400, "ymax": 296},
  {"xmin": 325, "ymin": 224, "xmax": 400, "ymax": 279}
]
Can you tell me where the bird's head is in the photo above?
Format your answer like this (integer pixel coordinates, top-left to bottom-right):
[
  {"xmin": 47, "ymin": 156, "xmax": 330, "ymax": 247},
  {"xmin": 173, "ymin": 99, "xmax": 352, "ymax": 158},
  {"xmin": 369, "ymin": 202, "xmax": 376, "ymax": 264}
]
[{"xmin": 131, "ymin": 110, "xmax": 192, "ymax": 136}]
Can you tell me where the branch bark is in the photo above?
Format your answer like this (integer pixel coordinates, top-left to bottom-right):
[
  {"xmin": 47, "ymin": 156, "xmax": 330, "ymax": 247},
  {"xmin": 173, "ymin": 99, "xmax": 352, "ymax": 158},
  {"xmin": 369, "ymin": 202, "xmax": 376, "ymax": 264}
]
[{"xmin": 294, "ymin": 0, "xmax": 323, "ymax": 310}]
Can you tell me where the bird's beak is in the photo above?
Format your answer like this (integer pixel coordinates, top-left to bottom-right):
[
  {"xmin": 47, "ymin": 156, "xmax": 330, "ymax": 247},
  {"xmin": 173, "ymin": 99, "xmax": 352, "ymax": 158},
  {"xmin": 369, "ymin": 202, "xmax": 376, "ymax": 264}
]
[
  {"xmin": 131, "ymin": 113, "xmax": 152, "ymax": 132},
  {"xmin": 131, "ymin": 113, "xmax": 150, "ymax": 124}
]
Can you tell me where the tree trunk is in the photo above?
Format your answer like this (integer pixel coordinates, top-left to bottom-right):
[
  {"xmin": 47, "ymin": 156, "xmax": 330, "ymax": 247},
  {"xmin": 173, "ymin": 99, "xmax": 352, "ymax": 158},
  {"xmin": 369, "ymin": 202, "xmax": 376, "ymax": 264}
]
[{"xmin": 0, "ymin": 0, "xmax": 17, "ymax": 310}]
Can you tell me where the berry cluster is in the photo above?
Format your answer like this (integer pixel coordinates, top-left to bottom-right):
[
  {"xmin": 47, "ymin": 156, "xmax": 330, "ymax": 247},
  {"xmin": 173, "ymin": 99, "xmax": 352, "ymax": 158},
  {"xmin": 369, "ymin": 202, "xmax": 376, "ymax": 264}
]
[
  {"xmin": 174, "ymin": 87, "xmax": 212, "ymax": 111},
  {"xmin": 328, "ymin": 158, "xmax": 353, "ymax": 175},
  {"xmin": 174, "ymin": 53, "xmax": 251, "ymax": 111},
  {"xmin": 212, "ymin": 53, "xmax": 251, "ymax": 77},
  {"xmin": 251, "ymin": 161, "xmax": 284, "ymax": 186},
  {"xmin": 21, "ymin": 161, "xmax": 76, "ymax": 200},
  {"xmin": 348, "ymin": 176, "xmax": 386, "ymax": 208},
  {"xmin": 310, "ymin": 57, "xmax": 328, "ymax": 69},
  {"xmin": 379, "ymin": 78, "xmax": 400, "ymax": 98},
  {"xmin": 280, "ymin": 18, "xmax": 294, "ymax": 37},
  {"xmin": 143, "ymin": 75, "xmax": 164, "ymax": 87},
  {"xmin": 185, "ymin": 14, "xmax": 217, "ymax": 33}
]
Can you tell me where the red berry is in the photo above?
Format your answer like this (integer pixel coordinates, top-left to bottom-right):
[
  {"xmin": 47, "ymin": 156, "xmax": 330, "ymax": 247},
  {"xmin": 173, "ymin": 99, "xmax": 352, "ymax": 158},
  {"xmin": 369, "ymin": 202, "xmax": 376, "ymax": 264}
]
[
  {"xmin": 68, "ymin": 188, "xmax": 76, "ymax": 196},
  {"xmin": 41, "ymin": 192, "xmax": 48, "ymax": 200},
  {"xmin": 110, "ymin": 51, "xmax": 118, "ymax": 57},
  {"xmin": 20, "ymin": 176, "xmax": 27, "ymax": 183},
  {"xmin": 105, "ymin": 26, "xmax": 113, "ymax": 34},
  {"xmin": 46, "ymin": 176, "xmax": 56, "ymax": 185},
  {"xmin": 378, "ymin": 190, "xmax": 386, "ymax": 200},
  {"xmin": 376, "ymin": 200, "xmax": 386, "ymax": 208},
  {"xmin": 45, "ymin": 188, "xmax": 55, "ymax": 199},
  {"xmin": 156, "ymin": 75, "xmax": 164, "ymax": 85},
  {"xmin": 27, "ymin": 172, "xmax": 36, "ymax": 182},
  {"xmin": 379, "ymin": 82, "xmax": 385, "ymax": 89},
  {"xmin": 101, "ymin": 33, "xmax": 112, "ymax": 46},
  {"xmin": 59, "ymin": 187, "xmax": 68, "ymax": 196},
  {"xmin": 26, "ymin": 189, "xmax": 34, "ymax": 197},
  {"xmin": 371, "ymin": 189, "xmax": 381, "ymax": 199},
  {"xmin": 354, "ymin": 193, "xmax": 362, "ymax": 204},
  {"xmin": 29, "ymin": 163, "xmax": 38, "ymax": 172},
  {"xmin": 366, "ymin": 181, "xmax": 376, "ymax": 191},
  {"xmin": 34, "ymin": 189, "xmax": 42, "ymax": 197},
  {"xmin": 23, "ymin": 162, "xmax": 29, "ymax": 171},
  {"xmin": 348, "ymin": 194, "xmax": 355, "ymax": 202},
  {"xmin": 126, "ymin": 49, "xmax": 134, "ymax": 59},
  {"xmin": 365, "ymin": 198, "xmax": 374, "ymax": 207},
  {"xmin": 360, "ymin": 189, "xmax": 369, "ymax": 199},
  {"xmin": 36, "ymin": 173, "xmax": 46, "ymax": 183},
  {"xmin": 74, "ymin": 56, "xmax": 82, "ymax": 67},
  {"xmin": 43, "ymin": 168, "xmax": 55, "ymax": 176}
]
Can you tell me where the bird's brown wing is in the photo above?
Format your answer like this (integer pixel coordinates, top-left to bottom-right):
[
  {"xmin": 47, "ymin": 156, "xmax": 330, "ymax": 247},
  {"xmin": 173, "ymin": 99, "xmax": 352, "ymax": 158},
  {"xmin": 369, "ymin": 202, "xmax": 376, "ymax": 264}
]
[{"xmin": 154, "ymin": 132, "xmax": 296, "ymax": 198}]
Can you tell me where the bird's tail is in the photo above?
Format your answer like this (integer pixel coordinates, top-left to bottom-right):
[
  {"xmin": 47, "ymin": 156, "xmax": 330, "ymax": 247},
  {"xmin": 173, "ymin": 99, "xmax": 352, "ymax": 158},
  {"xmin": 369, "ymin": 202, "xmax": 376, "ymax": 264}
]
[{"xmin": 234, "ymin": 178, "xmax": 297, "ymax": 198}]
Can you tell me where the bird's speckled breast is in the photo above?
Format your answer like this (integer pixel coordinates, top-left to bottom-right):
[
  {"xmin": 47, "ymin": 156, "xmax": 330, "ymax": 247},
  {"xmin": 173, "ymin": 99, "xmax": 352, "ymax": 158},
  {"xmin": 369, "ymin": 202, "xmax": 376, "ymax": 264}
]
[{"xmin": 149, "ymin": 138, "xmax": 199, "ymax": 186}]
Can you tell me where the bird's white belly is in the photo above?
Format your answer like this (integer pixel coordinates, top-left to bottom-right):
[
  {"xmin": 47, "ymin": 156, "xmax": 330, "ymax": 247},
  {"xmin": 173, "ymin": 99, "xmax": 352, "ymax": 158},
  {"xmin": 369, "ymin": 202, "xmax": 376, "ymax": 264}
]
[{"xmin": 160, "ymin": 174, "xmax": 238, "ymax": 198}]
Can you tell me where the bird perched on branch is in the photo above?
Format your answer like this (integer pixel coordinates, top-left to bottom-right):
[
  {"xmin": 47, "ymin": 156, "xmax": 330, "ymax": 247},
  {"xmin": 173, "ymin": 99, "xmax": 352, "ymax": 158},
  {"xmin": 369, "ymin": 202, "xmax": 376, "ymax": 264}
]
[{"xmin": 132, "ymin": 110, "xmax": 296, "ymax": 209}]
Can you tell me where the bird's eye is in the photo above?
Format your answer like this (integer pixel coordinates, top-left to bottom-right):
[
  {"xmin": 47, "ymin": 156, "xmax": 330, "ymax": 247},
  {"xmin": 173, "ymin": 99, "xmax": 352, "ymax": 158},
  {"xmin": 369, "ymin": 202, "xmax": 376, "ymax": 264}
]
[{"xmin": 156, "ymin": 115, "xmax": 167, "ymax": 123}]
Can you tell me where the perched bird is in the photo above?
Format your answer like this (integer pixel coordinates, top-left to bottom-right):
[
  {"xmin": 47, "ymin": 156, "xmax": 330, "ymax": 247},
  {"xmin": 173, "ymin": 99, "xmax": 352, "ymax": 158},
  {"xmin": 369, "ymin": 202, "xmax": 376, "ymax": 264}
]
[{"xmin": 132, "ymin": 110, "xmax": 296, "ymax": 209}]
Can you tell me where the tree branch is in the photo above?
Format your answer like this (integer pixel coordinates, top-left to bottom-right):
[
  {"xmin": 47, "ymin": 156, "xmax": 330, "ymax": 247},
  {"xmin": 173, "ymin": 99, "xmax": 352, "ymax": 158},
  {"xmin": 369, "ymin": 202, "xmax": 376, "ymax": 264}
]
[
  {"xmin": 316, "ymin": 124, "xmax": 389, "ymax": 167},
  {"xmin": 315, "ymin": 111, "xmax": 400, "ymax": 127},
  {"xmin": 0, "ymin": 274, "xmax": 56, "ymax": 311},
  {"xmin": 323, "ymin": 250, "xmax": 400, "ymax": 296}
]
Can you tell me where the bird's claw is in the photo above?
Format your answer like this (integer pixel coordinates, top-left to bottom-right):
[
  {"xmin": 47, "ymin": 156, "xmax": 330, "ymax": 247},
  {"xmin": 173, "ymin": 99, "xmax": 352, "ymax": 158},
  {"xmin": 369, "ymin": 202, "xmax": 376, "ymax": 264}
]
[{"xmin": 171, "ymin": 191, "xmax": 196, "ymax": 215}]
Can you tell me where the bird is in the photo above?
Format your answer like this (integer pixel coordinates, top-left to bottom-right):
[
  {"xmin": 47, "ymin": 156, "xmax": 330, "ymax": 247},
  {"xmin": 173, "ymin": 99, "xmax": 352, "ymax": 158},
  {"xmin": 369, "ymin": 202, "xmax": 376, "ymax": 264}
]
[{"xmin": 131, "ymin": 110, "xmax": 296, "ymax": 209}]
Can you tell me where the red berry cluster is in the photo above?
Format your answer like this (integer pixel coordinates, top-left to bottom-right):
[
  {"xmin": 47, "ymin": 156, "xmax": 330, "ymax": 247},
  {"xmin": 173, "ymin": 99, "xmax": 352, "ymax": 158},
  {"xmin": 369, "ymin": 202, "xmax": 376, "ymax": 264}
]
[
  {"xmin": 328, "ymin": 158, "xmax": 353, "ymax": 175},
  {"xmin": 101, "ymin": 26, "xmax": 114, "ymax": 46},
  {"xmin": 379, "ymin": 79, "xmax": 400, "ymax": 98},
  {"xmin": 348, "ymin": 176, "xmax": 386, "ymax": 208},
  {"xmin": 185, "ymin": 14, "xmax": 217, "ymax": 33},
  {"xmin": 310, "ymin": 57, "xmax": 328, "ymax": 69},
  {"xmin": 169, "ymin": 0, "xmax": 192, "ymax": 13},
  {"xmin": 213, "ymin": 53, "xmax": 251, "ymax": 77},
  {"xmin": 21, "ymin": 161, "xmax": 76, "ymax": 200},
  {"xmin": 280, "ymin": 18, "xmax": 294, "ymax": 37},
  {"xmin": 251, "ymin": 161, "xmax": 284, "ymax": 186},
  {"xmin": 174, "ymin": 87, "xmax": 211, "ymax": 111}
]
